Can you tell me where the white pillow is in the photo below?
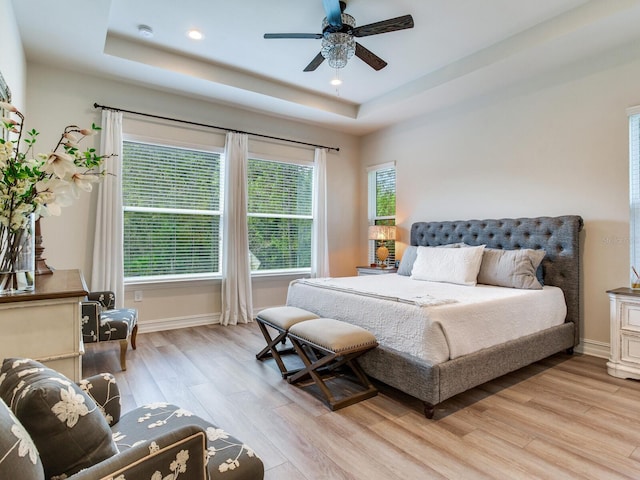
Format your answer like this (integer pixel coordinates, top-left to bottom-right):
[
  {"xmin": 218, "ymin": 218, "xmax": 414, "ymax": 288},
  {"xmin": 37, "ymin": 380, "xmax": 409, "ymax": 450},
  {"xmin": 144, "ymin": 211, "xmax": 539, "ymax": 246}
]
[
  {"xmin": 397, "ymin": 243, "xmax": 467, "ymax": 276},
  {"xmin": 411, "ymin": 245, "xmax": 485, "ymax": 286}
]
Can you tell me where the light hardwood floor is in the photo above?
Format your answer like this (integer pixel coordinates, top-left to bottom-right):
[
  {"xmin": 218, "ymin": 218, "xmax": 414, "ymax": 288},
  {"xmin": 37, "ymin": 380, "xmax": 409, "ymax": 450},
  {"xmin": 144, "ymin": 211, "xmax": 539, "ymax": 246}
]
[{"xmin": 82, "ymin": 323, "xmax": 640, "ymax": 479}]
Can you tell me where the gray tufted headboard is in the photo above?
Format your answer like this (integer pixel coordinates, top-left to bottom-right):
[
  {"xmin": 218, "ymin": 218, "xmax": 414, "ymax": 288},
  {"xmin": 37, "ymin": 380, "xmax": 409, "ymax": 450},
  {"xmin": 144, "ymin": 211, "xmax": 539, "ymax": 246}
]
[{"xmin": 410, "ymin": 216, "xmax": 584, "ymax": 343}]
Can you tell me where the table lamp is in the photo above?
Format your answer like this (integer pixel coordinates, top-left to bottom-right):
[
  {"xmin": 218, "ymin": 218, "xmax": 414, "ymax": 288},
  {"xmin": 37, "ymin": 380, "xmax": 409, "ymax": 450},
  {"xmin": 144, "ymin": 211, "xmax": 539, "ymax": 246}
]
[{"xmin": 368, "ymin": 225, "xmax": 396, "ymax": 267}]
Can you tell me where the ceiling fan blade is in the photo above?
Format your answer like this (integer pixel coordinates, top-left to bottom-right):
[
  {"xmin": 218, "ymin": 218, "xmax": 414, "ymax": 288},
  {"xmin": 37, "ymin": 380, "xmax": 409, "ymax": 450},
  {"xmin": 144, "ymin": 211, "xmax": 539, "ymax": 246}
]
[
  {"xmin": 304, "ymin": 52, "xmax": 326, "ymax": 72},
  {"xmin": 353, "ymin": 14, "xmax": 414, "ymax": 38},
  {"xmin": 355, "ymin": 43, "xmax": 387, "ymax": 71},
  {"xmin": 322, "ymin": 0, "xmax": 343, "ymax": 28},
  {"xmin": 264, "ymin": 33, "xmax": 323, "ymax": 39}
]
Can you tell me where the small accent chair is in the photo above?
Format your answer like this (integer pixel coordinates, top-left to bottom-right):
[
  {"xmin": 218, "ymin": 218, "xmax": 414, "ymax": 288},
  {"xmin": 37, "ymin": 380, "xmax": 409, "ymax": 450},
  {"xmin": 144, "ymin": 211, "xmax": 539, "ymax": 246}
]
[{"xmin": 82, "ymin": 291, "xmax": 138, "ymax": 370}]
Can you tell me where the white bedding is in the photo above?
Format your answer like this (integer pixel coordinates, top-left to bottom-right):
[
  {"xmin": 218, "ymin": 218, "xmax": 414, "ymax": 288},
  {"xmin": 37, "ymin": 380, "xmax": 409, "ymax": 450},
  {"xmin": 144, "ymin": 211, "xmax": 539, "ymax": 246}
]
[{"xmin": 286, "ymin": 274, "xmax": 567, "ymax": 364}]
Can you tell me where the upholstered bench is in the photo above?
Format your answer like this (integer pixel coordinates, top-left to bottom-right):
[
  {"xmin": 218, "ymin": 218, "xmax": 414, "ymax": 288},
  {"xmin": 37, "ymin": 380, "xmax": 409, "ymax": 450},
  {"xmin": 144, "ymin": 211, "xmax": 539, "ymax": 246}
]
[
  {"xmin": 287, "ymin": 318, "xmax": 379, "ymax": 411},
  {"xmin": 255, "ymin": 306, "xmax": 319, "ymax": 377}
]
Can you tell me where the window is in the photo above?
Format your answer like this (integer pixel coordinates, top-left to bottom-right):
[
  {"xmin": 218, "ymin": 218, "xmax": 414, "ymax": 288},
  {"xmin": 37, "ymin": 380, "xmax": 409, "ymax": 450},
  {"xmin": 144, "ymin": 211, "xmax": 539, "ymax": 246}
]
[
  {"xmin": 367, "ymin": 163, "xmax": 396, "ymax": 265},
  {"xmin": 122, "ymin": 140, "xmax": 222, "ymax": 281},
  {"xmin": 122, "ymin": 140, "xmax": 313, "ymax": 280},
  {"xmin": 247, "ymin": 158, "xmax": 313, "ymax": 273}
]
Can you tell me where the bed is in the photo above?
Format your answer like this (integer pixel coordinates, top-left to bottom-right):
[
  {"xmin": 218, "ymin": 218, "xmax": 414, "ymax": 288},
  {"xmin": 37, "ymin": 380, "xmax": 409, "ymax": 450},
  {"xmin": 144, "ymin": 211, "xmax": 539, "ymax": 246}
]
[{"xmin": 286, "ymin": 215, "xmax": 583, "ymax": 418}]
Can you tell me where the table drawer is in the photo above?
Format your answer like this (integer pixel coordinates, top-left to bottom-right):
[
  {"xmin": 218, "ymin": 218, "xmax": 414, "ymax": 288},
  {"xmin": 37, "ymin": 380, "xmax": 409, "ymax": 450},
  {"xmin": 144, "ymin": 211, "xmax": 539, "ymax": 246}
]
[
  {"xmin": 620, "ymin": 300, "xmax": 640, "ymax": 332},
  {"xmin": 621, "ymin": 332, "xmax": 640, "ymax": 364}
]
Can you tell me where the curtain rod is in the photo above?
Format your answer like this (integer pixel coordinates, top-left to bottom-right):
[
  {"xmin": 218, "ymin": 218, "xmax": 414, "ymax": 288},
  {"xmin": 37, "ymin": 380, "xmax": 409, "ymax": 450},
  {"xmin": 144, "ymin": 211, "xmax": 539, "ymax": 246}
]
[{"xmin": 93, "ymin": 103, "xmax": 340, "ymax": 152}]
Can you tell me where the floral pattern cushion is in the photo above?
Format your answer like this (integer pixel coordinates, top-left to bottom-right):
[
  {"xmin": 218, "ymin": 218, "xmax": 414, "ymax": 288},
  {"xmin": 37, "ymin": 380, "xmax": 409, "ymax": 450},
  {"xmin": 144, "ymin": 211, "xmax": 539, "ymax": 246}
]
[
  {"xmin": 0, "ymin": 398, "xmax": 44, "ymax": 480},
  {"xmin": 98, "ymin": 308, "xmax": 137, "ymax": 342},
  {"xmin": 0, "ymin": 358, "xmax": 118, "ymax": 479},
  {"xmin": 113, "ymin": 402, "xmax": 264, "ymax": 479},
  {"xmin": 78, "ymin": 373, "xmax": 122, "ymax": 427},
  {"xmin": 88, "ymin": 290, "xmax": 116, "ymax": 310},
  {"xmin": 81, "ymin": 303, "xmax": 137, "ymax": 344}
]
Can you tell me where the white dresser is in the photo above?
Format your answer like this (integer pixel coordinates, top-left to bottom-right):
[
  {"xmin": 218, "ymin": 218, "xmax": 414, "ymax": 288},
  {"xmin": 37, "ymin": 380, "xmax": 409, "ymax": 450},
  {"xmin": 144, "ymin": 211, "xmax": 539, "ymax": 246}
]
[
  {"xmin": 607, "ymin": 287, "xmax": 640, "ymax": 380},
  {"xmin": 0, "ymin": 269, "xmax": 88, "ymax": 381}
]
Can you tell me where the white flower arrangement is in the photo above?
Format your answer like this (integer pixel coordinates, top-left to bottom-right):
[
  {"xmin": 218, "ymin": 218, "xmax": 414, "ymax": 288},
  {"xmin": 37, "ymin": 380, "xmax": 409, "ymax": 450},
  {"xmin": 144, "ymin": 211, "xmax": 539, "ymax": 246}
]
[
  {"xmin": 0, "ymin": 100, "xmax": 108, "ymax": 231},
  {"xmin": 0, "ymin": 100, "xmax": 109, "ymax": 281}
]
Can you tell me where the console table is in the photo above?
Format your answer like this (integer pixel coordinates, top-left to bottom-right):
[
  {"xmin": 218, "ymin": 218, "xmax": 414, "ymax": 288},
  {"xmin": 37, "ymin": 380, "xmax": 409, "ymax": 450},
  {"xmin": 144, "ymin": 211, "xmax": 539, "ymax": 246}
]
[{"xmin": 0, "ymin": 269, "xmax": 88, "ymax": 381}]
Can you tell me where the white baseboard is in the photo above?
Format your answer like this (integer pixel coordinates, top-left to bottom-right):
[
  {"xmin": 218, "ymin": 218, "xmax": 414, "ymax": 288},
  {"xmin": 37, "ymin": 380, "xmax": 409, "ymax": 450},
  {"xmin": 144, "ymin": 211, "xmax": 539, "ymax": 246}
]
[
  {"xmin": 576, "ymin": 339, "xmax": 610, "ymax": 359},
  {"xmin": 137, "ymin": 314, "xmax": 220, "ymax": 334},
  {"xmin": 136, "ymin": 306, "xmax": 283, "ymax": 334}
]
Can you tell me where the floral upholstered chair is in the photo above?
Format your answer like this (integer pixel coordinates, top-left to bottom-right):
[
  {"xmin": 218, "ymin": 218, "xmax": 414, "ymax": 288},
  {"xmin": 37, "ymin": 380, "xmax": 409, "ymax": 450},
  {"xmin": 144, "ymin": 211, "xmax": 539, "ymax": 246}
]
[
  {"xmin": 82, "ymin": 290, "xmax": 138, "ymax": 370},
  {"xmin": 0, "ymin": 358, "xmax": 264, "ymax": 480}
]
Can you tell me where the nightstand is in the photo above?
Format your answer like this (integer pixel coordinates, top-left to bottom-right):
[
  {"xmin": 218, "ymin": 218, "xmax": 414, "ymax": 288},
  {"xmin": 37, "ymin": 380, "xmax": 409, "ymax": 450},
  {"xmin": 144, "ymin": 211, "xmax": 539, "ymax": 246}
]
[
  {"xmin": 356, "ymin": 266, "xmax": 398, "ymax": 276},
  {"xmin": 607, "ymin": 287, "xmax": 640, "ymax": 379}
]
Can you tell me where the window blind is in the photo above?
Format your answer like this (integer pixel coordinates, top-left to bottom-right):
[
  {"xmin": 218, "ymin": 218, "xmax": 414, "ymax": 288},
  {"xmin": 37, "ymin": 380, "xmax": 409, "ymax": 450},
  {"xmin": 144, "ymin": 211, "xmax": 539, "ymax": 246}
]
[
  {"xmin": 368, "ymin": 165, "xmax": 396, "ymax": 265},
  {"xmin": 375, "ymin": 167, "xmax": 396, "ymax": 218},
  {"xmin": 122, "ymin": 141, "xmax": 222, "ymax": 278},
  {"xmin": 247, "ymin": 158, "xmax": 313, "ymax": 271}
]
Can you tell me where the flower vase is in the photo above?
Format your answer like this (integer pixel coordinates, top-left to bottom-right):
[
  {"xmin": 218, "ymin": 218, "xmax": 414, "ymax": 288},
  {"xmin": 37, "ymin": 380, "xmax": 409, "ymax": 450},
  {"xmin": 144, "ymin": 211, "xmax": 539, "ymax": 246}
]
[{"xmin": 0, "ymin": 215, "xmax": 35, "ymax": 294}]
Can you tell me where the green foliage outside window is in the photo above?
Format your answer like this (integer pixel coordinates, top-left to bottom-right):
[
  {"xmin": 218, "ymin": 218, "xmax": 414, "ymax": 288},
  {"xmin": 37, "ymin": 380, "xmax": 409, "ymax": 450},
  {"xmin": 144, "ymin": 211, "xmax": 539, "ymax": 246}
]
[
  {"xmin": 122, "ymin": 141, "xmax": 221, "ymax": 278},
  {"xmin": 376, "ymin": 168, "xmax": 396, "ymax": 218},
  {"xmin": 122, "ymin": 141, "xmax": 314, "ymax": 278},
  {"xmin": 372, "ymin": 167, "xmax": 396, "ymax": 263},
  {"xmin": 124, "ymin": 212, "xmax": 219, "ymax": 276},
  {"xmin": 247, "ymin": 159, "xmax": 313, "ymax": 271}
]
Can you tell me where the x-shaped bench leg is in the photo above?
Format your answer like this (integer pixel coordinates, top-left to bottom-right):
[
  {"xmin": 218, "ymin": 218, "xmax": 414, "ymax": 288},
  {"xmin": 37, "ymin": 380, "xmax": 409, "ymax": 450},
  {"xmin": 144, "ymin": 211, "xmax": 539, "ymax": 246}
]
[
  {"xmin": 287, "ymin": 337, "xmax": 377, "ymax": 410},
  {"xmin": 256, "ymin": 320, "xmax": 298, "ymax": 378}
]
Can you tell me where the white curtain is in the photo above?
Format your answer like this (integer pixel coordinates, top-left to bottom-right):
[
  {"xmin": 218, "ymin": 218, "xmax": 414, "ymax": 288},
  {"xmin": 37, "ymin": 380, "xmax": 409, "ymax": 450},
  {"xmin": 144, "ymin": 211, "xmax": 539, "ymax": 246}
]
[
  {"xmin": 91, "ymin": 109, "xmax": 124, "ymax": 307},
  {"xmin": 221, "ymin": 132, "xmax": 253, "ymax": 325},
  {"xmin": 311, "ymin": 148, "xmax": 330, "ymax": 278}
]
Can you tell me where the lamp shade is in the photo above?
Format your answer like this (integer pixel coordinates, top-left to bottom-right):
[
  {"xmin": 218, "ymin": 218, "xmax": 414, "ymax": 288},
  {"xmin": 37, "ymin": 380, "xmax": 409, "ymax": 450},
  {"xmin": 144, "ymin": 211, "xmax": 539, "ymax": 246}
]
[{"xmin": 368, "ymin": 225, "xmax": 397, "ymax": 241}]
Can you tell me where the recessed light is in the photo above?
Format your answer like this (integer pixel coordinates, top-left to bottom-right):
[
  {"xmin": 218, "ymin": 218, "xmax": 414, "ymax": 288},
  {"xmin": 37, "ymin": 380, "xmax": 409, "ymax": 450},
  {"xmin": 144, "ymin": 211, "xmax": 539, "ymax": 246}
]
[
  {"xmin": 138, "ymin": 24, "xmax": 154, "ymax": 38},
  {"xmin": 187, "ymin": 29, "xmax": 204, "ymax": 40},
  {"xmin": 330, "ymin": 78, "xmax": 342, "ymax": 86}
]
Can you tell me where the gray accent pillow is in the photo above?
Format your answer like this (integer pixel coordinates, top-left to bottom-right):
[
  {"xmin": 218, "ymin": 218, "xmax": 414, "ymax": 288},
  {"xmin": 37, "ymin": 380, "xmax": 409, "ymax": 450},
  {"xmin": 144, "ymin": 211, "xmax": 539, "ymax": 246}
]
[
  {"xmin": 0, "ymin": 358, "xmax": 118, "ymax": 479},
  {"xmin": 397, "ymin": 246, "xmax": 418, "ymax": 276},
  {"xmin": 397, "ymin": 243, "xmax": 467, "ymax": 276},
  {"xmin": 0, "ymin": 398, "xmax": 44, "ymax": 479},
  {"xmin": 477, "ymin": 248, "xmax": 546, "ymax": 289}
]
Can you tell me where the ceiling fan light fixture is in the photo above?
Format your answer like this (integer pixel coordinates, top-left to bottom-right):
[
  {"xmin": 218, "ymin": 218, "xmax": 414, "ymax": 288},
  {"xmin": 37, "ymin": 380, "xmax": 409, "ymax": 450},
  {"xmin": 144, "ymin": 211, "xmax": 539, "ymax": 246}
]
[
  {"xmin": 321, "ymin": 34, "xmax": 355, "ymax": 69},
  {"xmin": 322, "ymin": 12, "xmax": 356, "ymax": 32},
  {"xmin": 320, "ymin": 13, "xmax": 356, "ymax": 69}
]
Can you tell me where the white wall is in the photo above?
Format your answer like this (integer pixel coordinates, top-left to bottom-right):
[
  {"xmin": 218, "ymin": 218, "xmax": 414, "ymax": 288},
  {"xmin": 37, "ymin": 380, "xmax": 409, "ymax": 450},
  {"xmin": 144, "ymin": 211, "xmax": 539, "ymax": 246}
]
[
  {"xmin": 0, "ymin": 0, "xmax": 26, "ymax": 109},
  {"xmin": 361, "ymin": 47, "xmax": 638, "ymax": 355},
  {"xmin": 25, "ymin": 62, "xmax": 361, "ymax": 331}
]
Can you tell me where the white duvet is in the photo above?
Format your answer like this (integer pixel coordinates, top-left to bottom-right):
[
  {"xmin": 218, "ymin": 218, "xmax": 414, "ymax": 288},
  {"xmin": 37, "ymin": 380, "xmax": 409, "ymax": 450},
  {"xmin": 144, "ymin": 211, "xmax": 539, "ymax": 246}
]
[{"xmin": 286, "ymin": 274, "xmax": 567, "ymax": 364}]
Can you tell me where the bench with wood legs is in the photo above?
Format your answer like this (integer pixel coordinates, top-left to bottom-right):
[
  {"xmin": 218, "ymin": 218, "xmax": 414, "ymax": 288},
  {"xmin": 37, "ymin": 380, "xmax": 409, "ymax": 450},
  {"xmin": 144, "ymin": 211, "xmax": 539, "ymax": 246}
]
[
  {"xmin": 255, "ymin": 306, "xmax": 319, "ymax": 378},
  {"xmin": 287, "ymin": 318, "xmax": 379, "ymax": 411}
]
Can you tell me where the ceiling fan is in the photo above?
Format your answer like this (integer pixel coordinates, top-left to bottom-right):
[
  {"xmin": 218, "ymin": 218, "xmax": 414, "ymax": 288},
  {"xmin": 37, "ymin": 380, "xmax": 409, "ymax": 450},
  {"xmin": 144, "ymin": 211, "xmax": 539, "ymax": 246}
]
[{"xmin": 263, "ymin": 0, "xmax": 414, "ymax": 72}]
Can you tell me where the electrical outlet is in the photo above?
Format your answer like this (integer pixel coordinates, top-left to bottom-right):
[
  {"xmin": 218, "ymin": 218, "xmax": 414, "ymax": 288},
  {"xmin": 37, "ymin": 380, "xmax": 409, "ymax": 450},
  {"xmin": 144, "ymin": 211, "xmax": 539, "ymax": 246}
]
[{"xmin": 134, "ymin": 291, "xmax": 143, "ymax": 302}]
